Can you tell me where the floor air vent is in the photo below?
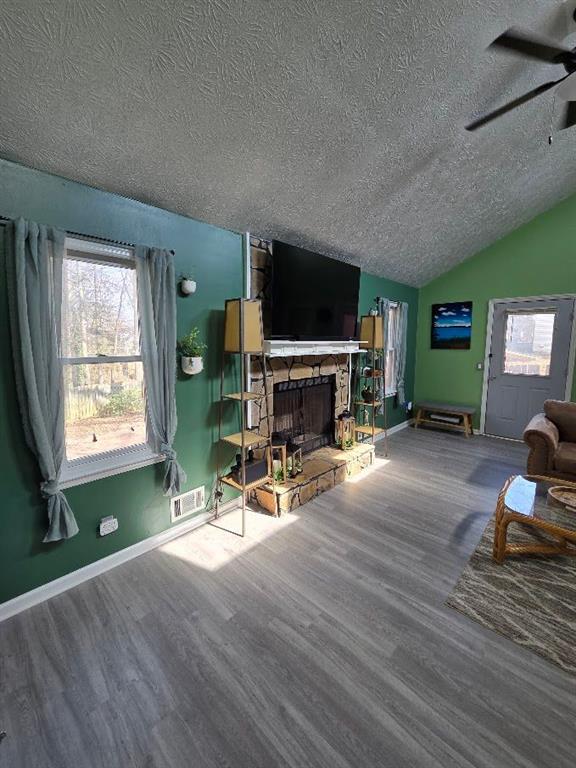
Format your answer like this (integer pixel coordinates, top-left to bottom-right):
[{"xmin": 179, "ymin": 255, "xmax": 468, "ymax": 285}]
[{"xmin": 171, "ymin": 486, "xmax": 205, "ymax": 523}]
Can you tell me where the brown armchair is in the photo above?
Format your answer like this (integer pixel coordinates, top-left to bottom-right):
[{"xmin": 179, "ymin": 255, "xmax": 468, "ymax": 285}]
[{"xmin": 523, "ymin": 400, "xmax": 576, "ymax": 481}]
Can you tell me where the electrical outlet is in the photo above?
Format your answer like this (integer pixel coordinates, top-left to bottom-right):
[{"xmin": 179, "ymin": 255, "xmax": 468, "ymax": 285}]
[
  {"xmin": 476, "ymin": 361, "xmax": 484, "ymax": 371},
  {"xmin": 99, "ymin": 516, "xmax": 118, "ymax": 536}
]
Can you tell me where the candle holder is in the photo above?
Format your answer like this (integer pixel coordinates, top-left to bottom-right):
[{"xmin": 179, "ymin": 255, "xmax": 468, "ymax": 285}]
[{"xmin": 336, "ymin": 410, "xmax": 356, "ymax": 451}]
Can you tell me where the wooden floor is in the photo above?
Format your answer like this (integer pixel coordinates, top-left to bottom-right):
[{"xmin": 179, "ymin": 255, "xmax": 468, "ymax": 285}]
[{"xmin": 2, "ymin": 428, "xmax": 576, "ymax": 767}]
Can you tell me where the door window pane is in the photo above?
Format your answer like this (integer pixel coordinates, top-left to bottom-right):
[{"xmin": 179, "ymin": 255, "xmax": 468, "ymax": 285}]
[
  {"xmin": 64, "ymin": 362, "xmax": 146, "ymax": 460},
  {"xmin": 503, "ymin": 312, "xmax": 555, "ymax": 376}
]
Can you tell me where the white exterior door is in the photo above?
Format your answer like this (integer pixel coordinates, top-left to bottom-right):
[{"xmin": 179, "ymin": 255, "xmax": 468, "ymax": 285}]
[{"xmin": 484, "ymin": 298, "xmax": 575, "ymax": 439}]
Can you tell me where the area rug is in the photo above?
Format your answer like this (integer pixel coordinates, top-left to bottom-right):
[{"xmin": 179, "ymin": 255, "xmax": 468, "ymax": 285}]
[{"xmin": 446, "ymin": 517, "xmax": 576, "ymax": 675}]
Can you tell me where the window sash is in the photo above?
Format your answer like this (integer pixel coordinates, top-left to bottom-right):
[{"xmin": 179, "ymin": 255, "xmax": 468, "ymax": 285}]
[
  {"xmin": 62, "ymin": 355, "xmax": 142, "ymax": 365},
  {"xmin": 60, "ymin": 238, "xmax": 154, "ymax": 473},
  {"xmin": 66, "ymin": 236, "xmax": 133, "ymax": 263},
  {"xmin": 61, "ymin": 359, "xmax": 151, "ymax": 464}
]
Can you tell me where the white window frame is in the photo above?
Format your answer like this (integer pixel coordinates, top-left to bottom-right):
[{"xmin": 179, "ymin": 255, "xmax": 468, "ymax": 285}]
[
  {"xmin": 384, "ymin": 302, "xmax": 399, "ymax": 397},
  {"xmin": 59, "ymin": 237, "xmax": 163, "ymax": 488}
]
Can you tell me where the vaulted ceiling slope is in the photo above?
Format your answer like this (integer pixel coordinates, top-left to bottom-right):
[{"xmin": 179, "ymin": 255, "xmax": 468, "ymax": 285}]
[{"xmin": 1, "ymin": 0, "xmax": 575, "ymax": 286}]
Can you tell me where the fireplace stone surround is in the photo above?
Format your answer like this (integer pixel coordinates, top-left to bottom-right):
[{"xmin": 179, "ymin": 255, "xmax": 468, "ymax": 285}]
[
  {"xmin": 247, "ymin": 237, "xmax": 375, "ymax": 515},
  {"xmin": 247, "ymin": 352, "xmax": 374, "ymax": 515},
  {"xmin": 249, "ymin": 354, "xmax": 350, "ymax": 440}
]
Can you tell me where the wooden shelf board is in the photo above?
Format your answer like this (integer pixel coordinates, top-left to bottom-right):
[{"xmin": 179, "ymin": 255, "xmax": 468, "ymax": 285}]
[
  {"xmin": 224, "ymin": 392, "xmax": 264, "ymax": 401},
  {"xmin": 355, "ymin": 425, "xmax": 385, "ymax": 436},
  {"xmin": 359, "ymin": 373, "xmax": 384, "ymax": 378},
  {"xmin": 221, "ymin": 431, "xmax": 268, "ymax": 447},
  {"xmin": 220, "ymin": 473, "xmax": 272, "ymax": 492},
  {"xmin": 354, "ymin": 401, "xmax": 383, "ymax": 407}
]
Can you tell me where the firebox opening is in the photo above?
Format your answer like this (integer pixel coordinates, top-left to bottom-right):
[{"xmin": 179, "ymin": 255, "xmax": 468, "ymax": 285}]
[{"xmin": 273, "ymin": 375, "xmax": 336, "ymax": 455}]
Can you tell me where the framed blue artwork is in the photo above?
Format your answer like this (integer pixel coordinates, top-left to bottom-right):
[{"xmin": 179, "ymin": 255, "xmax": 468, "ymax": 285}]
[{"xmin": 431, "ymin": 302, "xmax": 472, "ymax": 349}]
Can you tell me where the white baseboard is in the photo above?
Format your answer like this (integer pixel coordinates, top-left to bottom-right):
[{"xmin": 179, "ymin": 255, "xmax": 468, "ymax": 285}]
[
  {"xmin": 373, "ymin": 417, "xmax": 413, "ymax": 441},
  {"xmin": 0, "ymin": 499, "xmax": 240, "ymax": 624}
]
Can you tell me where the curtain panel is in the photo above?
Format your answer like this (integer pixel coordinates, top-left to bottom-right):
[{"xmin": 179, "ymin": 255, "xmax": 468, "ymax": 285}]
[
  {"xmin": 6, "ymin": 218, "xmax": 79, "ymax": 542},
  {"xmin": 394, "ymin": 302, "xmax": 409, "ymax": 405},
  {"xmin": 135, "ymin": 246, "xmax": 186, "ymax": 495},
  {"xmin": 375, "ymin": 298, "xmax": 390, "ymax": 416},
  {"xmin": 376, "ymin": 298, "xmax": 409, "ymax": 410}
]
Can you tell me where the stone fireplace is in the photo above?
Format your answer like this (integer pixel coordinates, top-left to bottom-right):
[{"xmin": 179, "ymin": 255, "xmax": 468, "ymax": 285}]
[
  {"xmin": 249, "ymin": 354, "xmax": 350, "ymax": 439},
  {"xmin": 248, "ymin": 237, "xmax": 375, "ymax": 515},
  {"xmin": 248, "ymin": 352, "xmax": 374, "ymax": 515}
]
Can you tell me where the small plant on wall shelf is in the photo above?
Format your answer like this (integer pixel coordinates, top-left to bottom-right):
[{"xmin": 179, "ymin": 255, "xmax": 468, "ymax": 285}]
[
  {"xmin": 179, "ymin": 273, "xmax": 197, "ymax": 295},
  {"xmin": 177, "ymin": 327, "xmax": 207, "ymax": 375}
]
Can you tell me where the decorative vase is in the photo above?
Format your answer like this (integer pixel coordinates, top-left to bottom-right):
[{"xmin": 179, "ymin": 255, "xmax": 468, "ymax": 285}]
[
  {"xmin": 181, "ymin": 356, "xmax": 203, "ymax": 375},
  {"xmin": 180, "ymin": 278, "xmax": 197, "ymax": 295}
]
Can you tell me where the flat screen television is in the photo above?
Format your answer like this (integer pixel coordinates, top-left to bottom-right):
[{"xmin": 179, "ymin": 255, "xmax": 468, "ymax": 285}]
[{"xmin": 271, "ymin": 240, "xmax": 360, "ymax": 340}]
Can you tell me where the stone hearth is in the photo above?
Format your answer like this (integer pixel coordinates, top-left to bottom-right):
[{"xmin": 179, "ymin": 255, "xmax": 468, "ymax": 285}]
[{"xmin": 253, "ymin": 443, "xmax": 374, "ymax": 516}]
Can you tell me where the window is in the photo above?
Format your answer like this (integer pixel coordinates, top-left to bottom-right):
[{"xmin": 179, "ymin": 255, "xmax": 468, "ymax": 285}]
[
  {"xmin": 60, "ymin": 238, "xmax": 160, "ymax": 486},
  {"xmin": 503, "ymin": 311, "xmax": 555, "ymax": 376},
  {"xmin": 385, "ymin": 303, "xmax": 399, "ymax": 395}
]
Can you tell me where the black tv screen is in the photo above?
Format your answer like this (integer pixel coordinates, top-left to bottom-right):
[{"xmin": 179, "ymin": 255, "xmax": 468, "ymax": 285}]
[{"xmin": 271, "ymin": 240, "xmax": 360, "ymax": 340}]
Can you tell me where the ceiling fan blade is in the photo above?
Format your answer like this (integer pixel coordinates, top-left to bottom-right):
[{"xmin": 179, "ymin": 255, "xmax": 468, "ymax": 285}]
[
  {"xmin": 556, "ymin": 71, "xmax": 576, "ymax": 99},
  {"xmin": 466, "ymin": 76, "xmax": 569, "ymax": 131},
  {"xmin": 490, "ymin": 28, "xmax": 572, "ymax": 64},
  {"xmin": 561, "ymin": 100, "xmax": 576, "ymax": 129}
]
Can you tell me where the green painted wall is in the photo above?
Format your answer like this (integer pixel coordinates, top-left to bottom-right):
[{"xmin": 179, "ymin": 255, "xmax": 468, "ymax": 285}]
[
  {"xmin": 0, "ymin": 159, "xmax": 244, "ymax": 605},
  {"xmin": 358, "ymin": 272, "xmax": 419, "ymax": 430},
  {"xmin": 0, "ymin": 160, "xmax": 418, "ymax": 605},
  {"xmin": 415, "ymin": 192, "xmax": 576, "ymax": 428}
]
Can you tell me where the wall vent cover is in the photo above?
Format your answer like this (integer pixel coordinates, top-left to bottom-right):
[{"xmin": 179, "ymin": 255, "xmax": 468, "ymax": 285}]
[{"xmin": 171, "ymin": 486, "xmax": 205, "ymax": 523}]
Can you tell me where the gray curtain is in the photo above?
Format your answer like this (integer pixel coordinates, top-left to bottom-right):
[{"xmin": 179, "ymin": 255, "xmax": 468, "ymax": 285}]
[
  {"xmin": 394, "ymin": 302, "xmax": 409, "ymax": 405},
  {"xmin": 6, "ymin": 218, "xmax": 79, "ymax": 542},
  {"xmin": 135, "ymin": 246, "xmax": 186, "ymax": 495},
  {"xmin": 376, "ymin": 298, "xmax": 390, "ymax": 416}
]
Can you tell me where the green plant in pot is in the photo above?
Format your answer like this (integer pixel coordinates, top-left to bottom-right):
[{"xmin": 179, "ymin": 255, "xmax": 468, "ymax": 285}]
[
  {"xmin": 179, "ymin": 273, "xmax": 196, "ymax": 295},
  {"xmin": 177, "ymin": 327, "xmax": 207, "ymax": 375}
]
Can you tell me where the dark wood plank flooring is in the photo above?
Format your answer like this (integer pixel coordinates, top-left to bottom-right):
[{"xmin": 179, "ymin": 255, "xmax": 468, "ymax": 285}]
[{"xmin": 1, "ymin": 428, "xmax": 575, "ymax": 768}]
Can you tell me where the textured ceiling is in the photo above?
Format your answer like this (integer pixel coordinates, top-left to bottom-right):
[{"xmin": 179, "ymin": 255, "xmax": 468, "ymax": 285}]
[{"xmin": 1, "ymin": 0, "xmax": 576, "ymax": 286}]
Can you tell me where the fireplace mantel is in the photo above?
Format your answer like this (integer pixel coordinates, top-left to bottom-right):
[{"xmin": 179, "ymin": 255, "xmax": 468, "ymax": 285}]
[{"xmin": 264, "ymin": 340, "xmax": 363, "ymax": 358}]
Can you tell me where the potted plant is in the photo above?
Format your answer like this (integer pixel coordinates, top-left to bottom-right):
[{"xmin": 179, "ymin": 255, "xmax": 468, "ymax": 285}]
[
  {"xmin": 179, "ymin": 273, "xmax": 197, "ymax": 295},
  {"xmin": 177, "ymin": 327, "xmax": 207, "ymax": 375}
]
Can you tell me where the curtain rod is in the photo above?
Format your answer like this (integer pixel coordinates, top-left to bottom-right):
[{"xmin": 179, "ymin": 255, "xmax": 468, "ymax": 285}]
[{"xmin": 0, "ymin": 216, "xmax": 174, "ymax": 254}]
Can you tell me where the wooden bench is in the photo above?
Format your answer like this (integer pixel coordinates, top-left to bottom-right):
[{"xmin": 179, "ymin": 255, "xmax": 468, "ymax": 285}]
[{"xmin": 414, "ymin": 401, "xmax": 476, "ymax": 437}]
